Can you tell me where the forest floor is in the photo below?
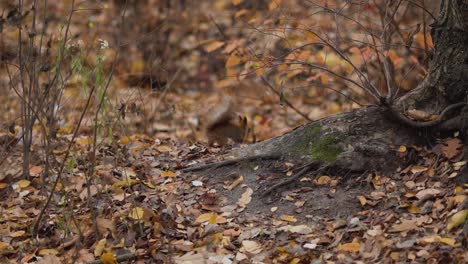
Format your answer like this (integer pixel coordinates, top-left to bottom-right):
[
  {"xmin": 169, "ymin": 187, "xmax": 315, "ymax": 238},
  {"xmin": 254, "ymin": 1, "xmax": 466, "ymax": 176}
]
[{"xmin": 1, "ymin": 78, "xmax": 467, "ymax": 264}]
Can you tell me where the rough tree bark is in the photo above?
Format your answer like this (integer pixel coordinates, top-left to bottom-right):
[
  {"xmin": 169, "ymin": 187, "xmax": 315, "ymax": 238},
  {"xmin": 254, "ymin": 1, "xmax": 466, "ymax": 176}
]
[{"xmin": 186, "ymin": 0, "xmax": 468, "ymax": 189}]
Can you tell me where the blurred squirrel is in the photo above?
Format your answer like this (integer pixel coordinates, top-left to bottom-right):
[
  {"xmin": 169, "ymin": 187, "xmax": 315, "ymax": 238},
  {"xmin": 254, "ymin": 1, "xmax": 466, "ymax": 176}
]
[{"xmin": 204, "ymin": 96, "xmax": 248, "ymax": 146}]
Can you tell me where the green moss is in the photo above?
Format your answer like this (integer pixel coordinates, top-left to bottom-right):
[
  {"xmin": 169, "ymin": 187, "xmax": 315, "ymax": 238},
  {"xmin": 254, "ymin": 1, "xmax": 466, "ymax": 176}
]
[
  {"xmin": 310, "ymin": 135, "xmax": 342, "ymax": 163},
  {"xmin": 291, "ymin": 124, "xmax": 342, "ymax": 164}
]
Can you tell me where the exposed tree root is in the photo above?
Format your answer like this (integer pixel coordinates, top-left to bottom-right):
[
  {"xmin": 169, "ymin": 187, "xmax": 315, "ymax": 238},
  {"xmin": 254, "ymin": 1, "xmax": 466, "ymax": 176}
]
[
  {"xmin": 182, "ymin": 154, "xmax": 279, "ymax": 172},
  {"xmin": 262, "ymin": 161, "xmax": 325, "ymax": 196},
  {"xmin": 385, "ymin": 102, "xmax": 466, "ymax": 128}
]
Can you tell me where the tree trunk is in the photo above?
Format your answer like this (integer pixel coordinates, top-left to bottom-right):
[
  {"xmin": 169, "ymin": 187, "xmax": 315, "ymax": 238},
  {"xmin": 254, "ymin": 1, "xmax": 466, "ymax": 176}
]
[
  {"xmin": 188, "ymin": 0, "xmax": 467, "ymax": 185},
  {"xmin": 398, "ymin": 0, "xmax": 468, "ymax": 111}
]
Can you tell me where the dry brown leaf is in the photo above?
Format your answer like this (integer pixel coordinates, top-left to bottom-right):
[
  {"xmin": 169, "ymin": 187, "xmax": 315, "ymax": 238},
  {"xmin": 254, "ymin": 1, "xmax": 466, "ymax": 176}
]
[
  {"xmin": 337, "ymin": 242, "xmax": 361, "ymax": 253},
  {"xmin": 238, "ymin": 188, "xmax": 253, "ymax": 208},
  {"xmin": 442, "ymin": 138, "xmax": 463, "ymax": 160}
]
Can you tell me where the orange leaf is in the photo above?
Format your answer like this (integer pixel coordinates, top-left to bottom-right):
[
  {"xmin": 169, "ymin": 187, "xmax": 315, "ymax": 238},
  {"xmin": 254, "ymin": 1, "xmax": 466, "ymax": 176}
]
[
  {"xmin": 337, "ymin": 242, "xmax": 361, "ymax": 253},
  {"xmin": 204, "ymin": 41, "xmax": 225, "ymax": 53},
  {"xmin": 100, "ymin": 252, "xmax": 117, "ymax": 264},
  {"xmin": 226, "ymin": 55, "xmax": 241, "ymax": 68}
]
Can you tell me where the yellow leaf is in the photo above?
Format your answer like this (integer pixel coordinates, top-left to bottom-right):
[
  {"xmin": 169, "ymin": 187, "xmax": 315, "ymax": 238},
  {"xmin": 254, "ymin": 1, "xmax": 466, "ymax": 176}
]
[
  {"xmin": 130, "ymin": 57, "xmax": 145, "ymax": 74},
  {"xmin": 357, "ymin": 195, "xmax": 367, "ymax": 206},
  {"xmin": 9, "ymin": 231, "xmax": 25, "ymax": 237},
  {"xmin": 209, "ymin": 213, "xmax": 217, "ymax": 224},
  {"xmin": 157, "ymin": 145, "xmax": 172, "ymax": 152},
  {"xmin": 454, "ymin": 186, "xmax": 464, "ymax": 194},
  {"xmin": 438, "ymin": 237, "xmax": 457, "ymax": 247},
  {"xmin": 289, "ymin": 258, "xmax": 301, "ymax": 264},
  {"xmin": 327, "ymin": 102, "xmax": 341, "ymax": 114},
  {"xmin": 76, "ymin": 137, "xmax": 91, "ymax": 146},
  {"xmin": 101, "ymin": 252, "xmax": 117, "ymax": 264},
  {"xmin": 447, "ymin": 209, "xmax": 468, "ymax": 232},
  {"xmin": 15, "ymin": 179, "xmax": 30, "ymax": 188},
  {"xmin": 129, "ymin": 207, "xmax": 144, "ymax": 220},
  {"xmin": 142, "ymin": 181, "xmax": 156, "ymax": 189},
  {"xmin": 119, "ymin": 136, "xmax": 130, "ymax": 145},
  {"xmin": 407, "ymin": 205, "xmax": 421, "ymax": 214},
  {"xmin": 337, "ymin": 242, "xmax": 361, "ymax": 253},
  {"xmin": 112, "ymin": 177, "xmax": 138, "ymax": 188},
  {"xmin": 228, "ymin": 175, "xmax": 244, "ymax": 190},
  {"xmin": 57, "ymin": 125, "xmax": 73, "ymax": 134},
  {"xmin": 161, "ymin": 170, "xmax": 176, "ymax": 178},
  {"xmin": 196, "ymin": 213, "xmax": 214, "ymax": 223},
  {"xmin": 94, "ymin": 238, "xmax": 107, "ymax": 256},
  {"xmin": 226, "ymin": 55, "xmax": 241, "ymax": 68},
  {"xmin": 281, "ymin": 215, "xmax": 297, "ymax": 223},
  {"xmin": 398, "ymin": 145, "xmax": 407, "ymax": 153}
]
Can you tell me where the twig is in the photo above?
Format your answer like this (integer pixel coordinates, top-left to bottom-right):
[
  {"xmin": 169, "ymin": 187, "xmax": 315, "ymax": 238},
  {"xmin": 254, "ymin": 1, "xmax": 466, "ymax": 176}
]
[
  {"xmin": 262, "ymin": 162, "xmax": 323, "ymax": 196},
  {"xmin": 260, "ymin": 76, "xmax": 311, "ymax": 121},
  {"xmin": 32, "ymin": 87, "xmax": 96, "ymax": 237}
]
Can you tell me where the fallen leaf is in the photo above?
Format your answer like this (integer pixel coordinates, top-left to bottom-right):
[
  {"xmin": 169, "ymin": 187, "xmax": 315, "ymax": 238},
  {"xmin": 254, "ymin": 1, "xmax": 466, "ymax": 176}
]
[
  {"xmin": 129, "ymin": 207, "xmax": 144, "ymax": 220},
  {"xmin": 337, "ymin": 242, "xmax": 361, "ymax": 253},
  {"xmin": 411, "ymin": 166, "xmax": 428, "ymax": 174},
  {"xmin": 195, "ymin": 213, "xmax": 226, "ymax": 224},
  {"xmin": 357, "ymin": 195, "xmax": 367, "ymax": 206},
  {"xmin": 315, "ymin": 175, "xmax": 331, "ymax": 185},
  {"xmin": 38, "ymin": 248, "xmax": 59, "ymax": 256},
  {"xmin": 157, "ymin": 145, "xmax": 172, "ymax": 152},
  {"xmin": 100, "ymin": 252, "xmax": 117, "ymax": 264},
  {"xmin": 238, "ymin": 188, "xmax": 253, "ymax": 208},
  {"xmin": 241, "ymin": 240, "xmax": 262, "ymax": 254},
  {"xmin": 398, "ymin": 145, "xmax": 407, "ymax": 153},
  {"xmin": 390, "ymin": 220, "xmax": 417, "ymax": 232},
  {"xmin": 288, "ymin": 225, "xmax": 312, "ymax": 234},
  {"xmin": 438, "ymin": 237, "xmax": 458, "ymax": 247},
  {"xmin": 228, "ymin": 175, "xmax": 243, "ymax": 190},
  {"xmin": 447, "ymin": 209, "xmax": 468, "ymax": 232},
  {"xmin": 29, "ymin": 165, "xmax": 43, "ymax": 176},
  {"xmin": 281, "ymin": 215, "xmax": 297, "ymax": 223},
  {"xmin": 94, "ymin": 239, "xmax": 107, "ymax": 256},
  {"xmin": 204, "ymin": 41, "xmax": 224, "ymax": 52},
  {"xmin": 442, "ymin": 138, "xmax": 463, "ymax": 159},
  {"xmin": 161, "ymin": 170, "xmax": 176, "ymax": 177},
  {"xmin": 416, "ymin": 188, "xmax": 441, "ymax": 200}
]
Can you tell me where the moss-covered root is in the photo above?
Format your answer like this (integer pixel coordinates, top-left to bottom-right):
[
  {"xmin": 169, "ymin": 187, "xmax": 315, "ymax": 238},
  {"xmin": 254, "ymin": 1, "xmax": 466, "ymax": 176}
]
[{"xmin": 290, "ymin": 124, "xmax": 343, "ymax": 164}]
